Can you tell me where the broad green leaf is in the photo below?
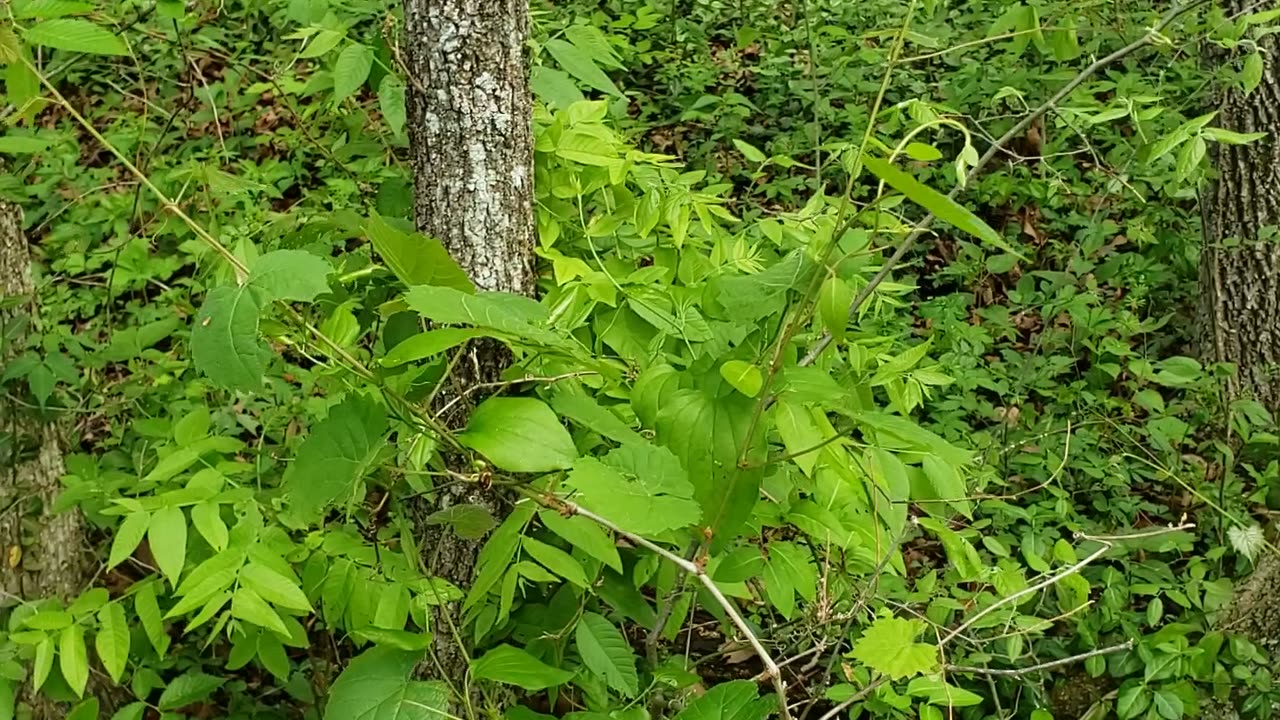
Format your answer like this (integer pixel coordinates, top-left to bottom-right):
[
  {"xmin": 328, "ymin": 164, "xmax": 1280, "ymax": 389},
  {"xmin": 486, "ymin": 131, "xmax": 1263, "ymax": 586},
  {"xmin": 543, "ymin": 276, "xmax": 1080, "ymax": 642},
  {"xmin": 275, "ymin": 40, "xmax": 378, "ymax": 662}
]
[
  {"xmin": 720, "ymin": 360, "xmax": 763, "ymax": 397},
  {"xmin": 240, "ymin": 562, "xmax": 311, "ymax": 612},
  {"xmin": 366, "ymin": 214, "xmax": 473, "ymax": 292},
  {"xmin": 32, "ymin": 637, "xmax": 53, "ymax": 691},
  {"xmin": 404, "ymin": 286, "xmax": 563, "ymax": 345},
  {"xmin": 95, "ymin": 603, "xmax": 129, "ymax": 683},
  {"xmin": 544, "ymin": 38, "xmax": 623, "ymax": 97},
  {"xmin": 531, "ymin": 66, "xmax": 585, "ymax": 108},
  {"xmin": 471, "ymin": 644, "xmax": 574, "ymax": 690},
  {"xmin": 13, "ymin": 0, "xmax": 96, "ymax": 19},
  {"xmin": 575, "ymin": 612, "xmax": 639, "ymax": 696},
  {"xmin": 66, "ymin": 699, "xmax": 97, "ymax": 720},
  {"xmin": 59, "ymin": 624, "xmax": 88, "ymax": 697},
  {"xmin": 148, "ymin": 505, "xmax": 187, "ymax": 587},
  {"xmin": 109, "ymin": 701, "xmax": 147, "ymax": 720},
  {"xmin": 380, "ymin": 328, "xmax": 484, "ymax": 367},
  {"xmin": 906, "ymin": 676, "xmax": 985, "ymax": 706},
  {"xmin": 282, "ymin": 394, "xmax": 388, "ymax": 522},
  {"xmin": 851, "ymin": 616, "xmax": 938, "ymax": 680},
  {"xmin": 325, "ymin": 647, "xmax": 448, "ymax": 720},
  {"xmin": 231, "ymin": 587, "xmax": 287, "ymax": 635},
  {"xmin": 459, "ymin": 397, "xmax": 578, "ymax": 473},
  {"xmin": 0, "ymin": 136, "xmax": 50, "ymax": 154},
  {"xmin": 191, "ymin": 285, "xmax": 268, "ymax": 393},
  {"xmin": 1243, "ymin": 52, "xmax": 1264, "ymax": 95},
  {"xmin": 157, "ymin": 671, "xmax": 224, "ymax": 711},
  {"xmin": 378, "ymin": 75, "xmax": 406, "ymax": 137},
  {"xmin": 423, "ymin": 504, "xmax": 497, "ymax": 540},
  {"xmin": 862, "ymin": 156, "xmax": 1018, "ymax": 256},
  {"xmin": 761, "ymin": 542, "xmax": 817, "ymax": 620},
  {"xmin": 732, "ymin": 139, "xmax": 767, "ymax": 163},
  {"xmin": 522, "ymin": 536, "xmax": 590, "ymax": 587},
  {"xmin": 190, "ymin": 502, "xmax": 228, "ymax": 552},
  {"xmin": 564, "ymin": 444, "xmax": 701, "ymax": 536},
  {"xmin": 1117, "ymin": 684, "xmax": 1150, "ymax": 719},
  {"xmin": 299, "ymin": 28, "xmax": 344, "ymax": 58},
  {"xmin": 0, "ymin": 678, "xmax": 12, "ymax": 720},
  {"xmin": 463, "ymin": 502, "xmax": 535, "ymax": 611},
  {"xmin": 248, "ymin": 250, "xmax": 331, "ymax": 302},
  {"xmin": 539, "ymin": 509, "xmax": 622, "ymax": 572},
  {"xmin": 23, "ymin": 610, "xmax": 71, "ymax": 630},
  {"xmin": 817, "ymin": 275, "xmax": 853, "ymax": 341},
  {"xmin": 135, "ymin": 583, "xmax": 169, "ymax": 656},
  {"xmin": 108, "ymin": 511, "xmax": 149, "ymax": 569},
  {"xmin": 656, "ymin": 388, "xmax": 764, "ymax": 550},
  {"xmin": 24, "ymin": 18, "xmax": 129, "ymax": 55},
  {"xmin": 550, "ymin": 390, "xmax": 645, "ymax": 445},
  {"xmin": 672, "ymin": 680, "xmax": 772, "ymax": 720},
  {"xmin": 169, "ymin": 549, "xmax": 245, "ymax": 616},
  {"xmin": 1202, "ymin": 127, "xmax": 1267, "ymax": 145},
  {"xmin": 905, "ymin": 142, "xmax": 944, "ymax": 161},
  {"xmin": 333, "ymin": 42, "xmax": 373, "ymax": 102},
  {"xmin": 351, "ymin": 627, "xmax": 433, "ymax": 652}
]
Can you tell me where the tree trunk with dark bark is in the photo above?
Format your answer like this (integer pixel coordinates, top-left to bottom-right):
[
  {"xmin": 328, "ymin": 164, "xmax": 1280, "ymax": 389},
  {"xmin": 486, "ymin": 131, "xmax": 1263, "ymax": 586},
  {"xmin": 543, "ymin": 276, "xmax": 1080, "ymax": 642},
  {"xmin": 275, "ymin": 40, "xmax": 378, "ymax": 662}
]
[
  {"xmin": 0, "ymin": 202, "xmax": 93, "ymax": 717},
  {"xmin": 1198, "ymin": 6, "xmax": 1280, "ymax": 718},
  {"xmin": 401, "ymin": 0, "xmax": 536, "ymax": 691}
]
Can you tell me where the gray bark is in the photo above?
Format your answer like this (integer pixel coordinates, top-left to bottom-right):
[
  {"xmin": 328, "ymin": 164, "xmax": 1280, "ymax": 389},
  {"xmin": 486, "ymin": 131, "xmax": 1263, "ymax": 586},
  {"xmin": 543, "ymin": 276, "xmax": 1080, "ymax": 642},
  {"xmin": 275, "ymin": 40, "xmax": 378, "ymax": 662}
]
[
  {"xmin": 401, "ymin": 0, "xmax": 536, "ymax": 690},
  {"xmin": 1198, "ymin": 5, "xmax": 1280, "ymax": 718},
  {"xmin": 0, "ymin": 202, "xmax": 92, "ymax": 717}
]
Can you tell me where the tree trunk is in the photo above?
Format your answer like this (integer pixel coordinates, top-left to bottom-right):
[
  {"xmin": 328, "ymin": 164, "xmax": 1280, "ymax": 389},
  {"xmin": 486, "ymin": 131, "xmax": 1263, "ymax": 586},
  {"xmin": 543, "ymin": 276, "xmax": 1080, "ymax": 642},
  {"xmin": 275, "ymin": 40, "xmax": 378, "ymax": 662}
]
[
  {"xmin": 1197, "ymin": 7, "xmax": 1280, "ymax": 718},
  {"xmin": 0, "ymin": 202, "xmax": 93, "ymax": 717},
  {"xmin": 401, "ymin": 0, "xmax": 536, "ymax": 689}
]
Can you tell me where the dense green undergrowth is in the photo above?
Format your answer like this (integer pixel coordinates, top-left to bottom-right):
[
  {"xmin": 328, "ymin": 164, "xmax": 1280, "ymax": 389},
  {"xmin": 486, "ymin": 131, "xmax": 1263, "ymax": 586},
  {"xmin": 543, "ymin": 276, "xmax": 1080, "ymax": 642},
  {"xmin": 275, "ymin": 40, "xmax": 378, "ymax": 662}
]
[{"xmin": 0, "ymin": 1, "xmax": 1278, "ymax": 719}]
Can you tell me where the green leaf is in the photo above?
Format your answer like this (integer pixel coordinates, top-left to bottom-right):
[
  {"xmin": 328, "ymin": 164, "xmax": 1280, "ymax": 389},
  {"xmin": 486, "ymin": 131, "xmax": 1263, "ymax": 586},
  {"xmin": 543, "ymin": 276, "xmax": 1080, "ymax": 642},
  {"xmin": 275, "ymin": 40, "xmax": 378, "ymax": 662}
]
[
  {"xmin": 531, "ymin": 66, "xmax": 585, "ymax": 108},
  {"xmin": 157, "ymin": 671, "xmax": 225, "ymax": 711},
  {"xmin": 761, "ymin": 542, "xmax": 817, "ymax": 620},
  {"xmin": 378, "ymin": 75, "xmax": 406, "ymax": 137},
  {"xmin": 471, "ymin": 645, "xmax": 574, "ymax": 691},
  {"xmin": 423, "ymin": 504, "xmax": 497, "ymax": 540},
  {"xmin": 544, "ymin": 38, "xmax": 623, "ymax": 97},
  {"xmin": 404, "ymin": 286, "xmax": 561, "ymax": 345},
  {"xmin": 905, "ymin": 142, "xmax": 944, "ymax": 161},
  {"xmin": 59, "ymin": 624, "xmax": 88, "ymax": 697},
  {"xmin": 325, "ymin": 647, "xmax": 450, "ymax": 720},
  {"xmin": 575, "ymin": 612, "xmax": 639, "ymax": 697},
  {"xmin": 564, "ymin": 444, "xmax": 701, "ymax": 536},
  {"xmin": 817, "ymin": 276, "xmax": 853, "ymax": 341},
  {"xmin": 283, "ymin": 394, "xmax": 388, "ymax": 522},
  {"xmin": 366, "ymin": 214, "xmax": 473, "ymax": 292},
  {"xmin": 190, "ymin": 502, "xmax": 228, "ymax": 552},
  {"xmin": 147, "ymin": 505, "xmax": 187, "ymax": 587},
  {"xmin": 656, "ymin": 389, "xmax": 764, "ymax": 550},
  {"xmin": 522, "ymin": 536, "xmax": 590, "ymax": 587},
  {"xmin": 862, "ymin": 156, "xmax": 1018, "ymax": 256},
  {"xmin": 191, "ymin": 285, "xmax": 268, "ymax": 393},
  {"xmin": 248, "ymin": 250, "xmax": 331, "ymax": 302},
  {"xmin": 672, "ymin": 680, "xmax": 772, "ymax": 720},
  {"xmin": 66, "ymin": 699, "xmax": 98, "ymax": 720},
  {"xmin": 299, "ymin": 28, "xmax": 344, "ymax": 58},
  {"xmin": 732, "ymin": 139, "xmax": 767, "ymax": 163},
  {"xmin": 381, "ymin": 328, "xmax": 484, "ymax": 367},
  {"xmin": 109, "ymin": 701, "xmax": 146, "ymax": 720},
  {"xmin": 24, "ymin": 18, "xmax": 129, "ymax": 55},
  {"xmin": 539, "ymin": 509, "xmax": 622, "ymax": 572},
  {"xmin": 32, "ymin": 637, "xmax": 53, "ymax": 691},
  {"xmin": 1153, "ymin": 689, "xmax": 1183, "ymax": 720},
  {"xmin": 549, "ymin": 390, "xmax": 645, "ymax": 445},
  {"xmin": 95, "ymin": 603, "xmax": 129, "ymax": 683},
  {"xmin": 333, "ymin": 42, "xmax": 374, "ymax": 102},
  {"xmin": 1202, "ymin": 127, "xmax": 1267, "ymax": 145},
  {"xmin": 459, "ymin": 397, "xmax": 578, "ymax": 473},
  {"xmin": 13, "ymin": 0, "xmax": 96, "ymax": 19},
  {"xmin": 1117, "ymin": 684, "xmax": 1150, "ymax": 719},
  {"xmin": 1243, "ymin": 52, "xmax": 1264, "ymax": 95},
  {"xmin": 851, "ymin": 616, "xmax": 939, "ymax": 680},
  {"xmin": 720, "ymin": 360, "xmax": 763, "ymax": 397},
  {"xmin": 231, "ymin": 587, "xmax": 287, "ymax": 635},
  {"xmin": 0, "ymin": 136, "xmax": 51, "ymax": 154},
  {"xmin": 240, "ymin": 562, "xmax": 312, "ymax": 612},
  {"xmin": 135, "ymin": 583, "xmax": 169, "ymax": 657},
  {"xmin": 1175, "ymin": 135, "xmax": 1207, "ymax": 182},
  {"xmin": 108, "ymin": 511, "xmax": 149, "ymax": 569},
  {"xmin": 906, "ymin": 677, "xmax": 985, "ymax": 706}
]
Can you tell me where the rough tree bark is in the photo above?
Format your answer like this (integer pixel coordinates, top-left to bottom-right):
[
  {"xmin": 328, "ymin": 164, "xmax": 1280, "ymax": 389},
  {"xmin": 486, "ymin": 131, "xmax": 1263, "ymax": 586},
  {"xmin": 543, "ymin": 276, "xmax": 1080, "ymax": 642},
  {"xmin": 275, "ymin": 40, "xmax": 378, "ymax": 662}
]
[
  {"xmin": 401, "ymin": 0, "xmax": 536, "ymax": 688},
  {"xmin": 1198, "ymin": 4, "xmax": 1280, "ymax": 717},
  {"xmin": 0, "ymin": 202, "xmax": 92, "ymax": 717}
]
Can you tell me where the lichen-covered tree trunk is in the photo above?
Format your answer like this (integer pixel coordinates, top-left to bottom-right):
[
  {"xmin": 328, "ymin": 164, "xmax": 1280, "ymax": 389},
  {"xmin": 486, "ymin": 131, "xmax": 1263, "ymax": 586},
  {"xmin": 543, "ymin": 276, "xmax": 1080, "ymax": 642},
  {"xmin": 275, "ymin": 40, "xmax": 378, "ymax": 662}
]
[
  {"xmin": 1198, "ymin": 6, "xmax": 1280, "ymax": 718},
  {"xmin": 0, "ymin": 202, "xmax": 91, "ymax": 717},
  {"xmin": 401, "ymin": 0, "xmax": 536, "ymax": 688}
]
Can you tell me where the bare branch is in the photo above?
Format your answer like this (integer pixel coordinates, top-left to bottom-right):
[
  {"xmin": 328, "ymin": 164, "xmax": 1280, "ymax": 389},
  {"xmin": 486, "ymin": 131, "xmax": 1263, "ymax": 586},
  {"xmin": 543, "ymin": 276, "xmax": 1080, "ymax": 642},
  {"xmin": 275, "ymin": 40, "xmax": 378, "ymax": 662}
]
[{"xmin": 944, "ymin": 640, "xmax": 1134, "ymax": 677}]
